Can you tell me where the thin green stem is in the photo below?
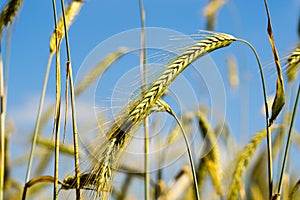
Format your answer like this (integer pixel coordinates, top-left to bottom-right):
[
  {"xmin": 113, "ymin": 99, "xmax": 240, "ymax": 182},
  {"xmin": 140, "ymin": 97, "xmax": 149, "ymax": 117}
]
[
  {"xmin": 51, "ymin": 0, "xmax": 60, "ymax": 199},
  {"xmin": 167, "ymin": 109, "xmax": 200, "ymax": 200},
  {"xmin": 236, "ymin": 38, "xmax": 273, "ymax": 198},
  {"xmin": 60, "ymin": 0, "xmax": 71, "ymax": 61},
  {"xmin": 53, "ymin": 37, "xmax": 61, "ymax": 200},
  {"xmin": 24, "ymin": 53, "xmax": 53, "ymax": 186},
  {"xmin": 60, "ymin": 0, "xmax": 80, "ymax": 198},
  {"xmin": 277, "ymin": 84, "xmax": 300, "ymax": 195},
  {"xmin": 138, "ymin": 1, "xmax": 150, "ymax": 200}
]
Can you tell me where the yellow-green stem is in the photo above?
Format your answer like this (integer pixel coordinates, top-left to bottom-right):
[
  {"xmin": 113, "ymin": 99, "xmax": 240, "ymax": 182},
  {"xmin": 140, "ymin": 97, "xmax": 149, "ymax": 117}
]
[
  {"xmin": 236, "ymin": 38, "xmax": 272, "ymax": 199},
  {"xmin": 138, "ymin": 1, "xmax": 150, "ymax": 200},
  {"xmin": 60, "ymin": 0, "xmax": 81, "ymax": 198}
]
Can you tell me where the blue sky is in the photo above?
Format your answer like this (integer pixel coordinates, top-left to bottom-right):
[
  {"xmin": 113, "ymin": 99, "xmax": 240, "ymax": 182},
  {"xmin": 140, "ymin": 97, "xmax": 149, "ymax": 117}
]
[
  {"xmin": 7, "ymin": 0, "xmax": 299, "ymax": 132},
  {"xmin": 2, "ymin": 0, "xmax": 300, "ymax": 198}
]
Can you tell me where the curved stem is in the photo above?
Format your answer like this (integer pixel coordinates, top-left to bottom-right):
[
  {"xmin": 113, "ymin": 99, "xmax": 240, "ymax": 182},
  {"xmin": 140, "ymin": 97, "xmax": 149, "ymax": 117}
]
[
  {"xmin": 167, "ymin": 109, "xmax": 200, "ymax": 200},
  {"xmin": 24, "ymin": 53, "xmax": 53, "ymax": 189},
  {"xmin": 236, "ymin": 38, "xmax": 273, "ymax": 198}
]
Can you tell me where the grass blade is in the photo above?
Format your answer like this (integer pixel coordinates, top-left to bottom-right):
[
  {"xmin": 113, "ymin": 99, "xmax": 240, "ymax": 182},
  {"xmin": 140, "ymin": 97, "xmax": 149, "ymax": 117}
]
[
  {"xmin": 263, "ymin": 1, "xmax": 286, "ymax": 198},
  {"xmin": 263, "ymin": 0, "xmax": 285, "ymax": 126}
]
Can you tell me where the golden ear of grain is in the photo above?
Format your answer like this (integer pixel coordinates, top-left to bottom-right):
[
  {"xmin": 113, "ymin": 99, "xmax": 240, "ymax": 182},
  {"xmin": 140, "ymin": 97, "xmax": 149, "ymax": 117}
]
[
  {"xmin": 287, "ymin": 45, "xmax": 300, "ymax": 83},
  {"xmin": 198, "ymin": 112, "xmax": 222, "ymax": 196},
  {"xmin": 87, "ymin": 33, "xmax": 236, "ymax": 199},
  {"xmin": 78, "ymin": 138, "xmax": 118, "ymax": 199},
  {"xmin": 227, "ymin": 126, "xmax": 278, "ymax": 200},
  {"xmin": 128, "ymin": 33, "xmax": 236, "ymax": 124},
  {"xmin": 0, "ymin": 0, "xmax": 22, "ymax": 34},
  {"xmin": 49, "ymin": 1, "xmax": 83, "ymax": 52}
]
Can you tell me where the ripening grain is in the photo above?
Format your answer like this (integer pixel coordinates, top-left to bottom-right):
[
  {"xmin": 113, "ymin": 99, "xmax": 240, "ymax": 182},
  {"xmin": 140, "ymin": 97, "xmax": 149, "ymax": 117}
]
[{"xmin": 83, "ymin": 33, "xmax": 236, "ymax": 199}]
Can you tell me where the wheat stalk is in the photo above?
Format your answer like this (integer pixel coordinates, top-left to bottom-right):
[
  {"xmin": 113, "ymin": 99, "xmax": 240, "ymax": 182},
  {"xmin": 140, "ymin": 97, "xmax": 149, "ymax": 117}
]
[
  {"xmin": 49, "ymin": 0, "xmax": 83, "ymax": 53},
  {"xmin": 286, "ymin": 45, "xmax": 300, "ymax": 83},
  {"xmin": 81, "ymin": 32, "xmax": 236, "ymax": 198}
]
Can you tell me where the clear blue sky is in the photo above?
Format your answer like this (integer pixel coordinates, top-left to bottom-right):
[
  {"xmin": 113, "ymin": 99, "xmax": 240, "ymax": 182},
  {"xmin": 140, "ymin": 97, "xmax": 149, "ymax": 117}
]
[
  {"xmin": 2, "ymin": 0, "xmax": 300, "ymax": 198},
  {"xmin": 7, "ymin": 0, "xmax": 299, "ymax": 132}
]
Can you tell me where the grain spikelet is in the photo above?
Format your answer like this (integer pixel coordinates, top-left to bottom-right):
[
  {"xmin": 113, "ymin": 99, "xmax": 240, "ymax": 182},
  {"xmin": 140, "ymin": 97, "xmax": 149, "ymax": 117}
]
[
  {"xmin": 198, "ymin": 112, "xmax": 222, "ymax": 196},
  {"xmin": 83, "ymin": 33, "xmax": 236, "ymax": 198},
  {"xmin": 227, "ymin": 126, "xmax": 278, "ymax": 200},
  {"xmin": 0, "ymin": 0, "xmax": 22, "ymax": 34},
  {"xmin": 286, "ymin": 45, "xmax": 300, "ymax": 83},
  {"xmin": 49, "ymin": 0, "xmax": 83, "ymax": 52}
]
